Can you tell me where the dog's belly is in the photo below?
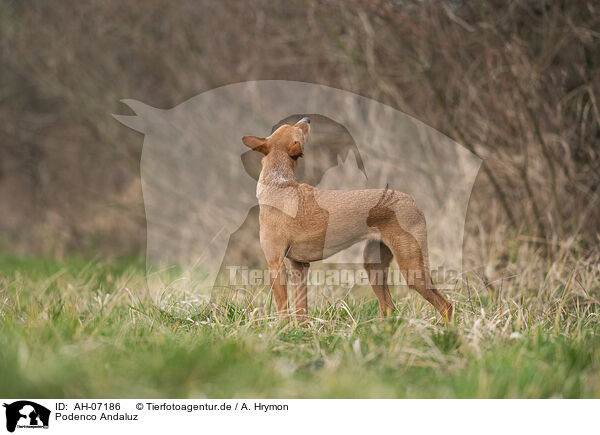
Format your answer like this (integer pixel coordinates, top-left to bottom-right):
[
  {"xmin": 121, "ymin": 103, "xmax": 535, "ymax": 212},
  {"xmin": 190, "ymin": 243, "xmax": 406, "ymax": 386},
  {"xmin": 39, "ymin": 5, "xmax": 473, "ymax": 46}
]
[
  {"xmin": 288, "ymin": 239, "xmax": 360, "ymax": 263},
  {"xmin": 288, "ymin": 226, "xmax": 377, "ymax": 263}
]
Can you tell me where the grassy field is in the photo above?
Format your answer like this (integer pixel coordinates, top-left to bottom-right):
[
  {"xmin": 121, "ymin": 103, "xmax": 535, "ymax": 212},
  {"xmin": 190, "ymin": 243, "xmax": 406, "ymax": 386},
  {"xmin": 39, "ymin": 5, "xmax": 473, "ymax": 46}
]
[{"xmin": 1, "ymin": 247, "xmax": 599, "ymax": 399}]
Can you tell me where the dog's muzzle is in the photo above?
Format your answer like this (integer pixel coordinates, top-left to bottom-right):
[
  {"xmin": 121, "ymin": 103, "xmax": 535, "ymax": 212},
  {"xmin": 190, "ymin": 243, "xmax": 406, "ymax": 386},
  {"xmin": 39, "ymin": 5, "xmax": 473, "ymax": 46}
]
[{"xmin": 297, "ymin": 117, "xmax": 310, "ymax": 135}]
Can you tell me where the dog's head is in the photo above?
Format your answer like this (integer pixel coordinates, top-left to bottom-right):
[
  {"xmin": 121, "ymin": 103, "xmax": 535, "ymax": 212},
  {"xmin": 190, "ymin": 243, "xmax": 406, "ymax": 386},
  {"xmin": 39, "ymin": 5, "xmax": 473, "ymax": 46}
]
[
  {"xmin": 242, "ymin": 117, "xmax": 310, "ymax": 163},
  {"xmin": 241, "ymin": 115, "xmax": 366, "ymax": 185}
]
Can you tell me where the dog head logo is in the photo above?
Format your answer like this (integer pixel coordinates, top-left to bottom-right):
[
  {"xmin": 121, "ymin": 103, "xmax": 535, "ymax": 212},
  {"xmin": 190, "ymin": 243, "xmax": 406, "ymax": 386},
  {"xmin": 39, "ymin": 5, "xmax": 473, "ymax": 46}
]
[
  {"xmin": 114, "ymin": 80, "xmax": 481, "ymax": 296},
  {"xmin": 3, "ymin": 401, "xmax": 50, "ymax": 432}
]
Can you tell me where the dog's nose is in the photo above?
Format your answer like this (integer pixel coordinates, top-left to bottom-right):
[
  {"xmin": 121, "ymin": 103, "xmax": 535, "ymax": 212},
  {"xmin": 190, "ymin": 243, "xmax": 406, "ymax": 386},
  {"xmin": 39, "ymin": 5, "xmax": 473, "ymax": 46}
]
[{"xmin": 299, "ymin": 117, "xmax": 310, "ymax": 124}]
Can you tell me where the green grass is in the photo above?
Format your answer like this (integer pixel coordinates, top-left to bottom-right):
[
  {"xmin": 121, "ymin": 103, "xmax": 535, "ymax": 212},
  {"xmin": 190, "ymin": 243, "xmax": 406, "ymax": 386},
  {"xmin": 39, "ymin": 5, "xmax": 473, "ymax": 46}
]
[{"xmin": 0, "ymin": 252, "xmax": 599, "ymax": 398}]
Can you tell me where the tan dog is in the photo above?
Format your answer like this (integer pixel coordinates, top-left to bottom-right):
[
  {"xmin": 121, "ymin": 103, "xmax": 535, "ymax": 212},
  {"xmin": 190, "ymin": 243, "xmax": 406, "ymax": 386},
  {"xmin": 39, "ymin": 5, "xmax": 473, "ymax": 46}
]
[{"xmin": 242, "ymin": 117, "xmax": 453, "ymax": 323}]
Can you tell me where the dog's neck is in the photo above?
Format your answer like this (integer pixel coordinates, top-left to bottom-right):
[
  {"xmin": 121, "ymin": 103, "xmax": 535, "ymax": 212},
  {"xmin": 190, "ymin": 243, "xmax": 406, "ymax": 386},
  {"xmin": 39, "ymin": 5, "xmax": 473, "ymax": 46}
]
[{"xmin": 259, "ymin": 150, "xmax": 298, "ymax": 186}]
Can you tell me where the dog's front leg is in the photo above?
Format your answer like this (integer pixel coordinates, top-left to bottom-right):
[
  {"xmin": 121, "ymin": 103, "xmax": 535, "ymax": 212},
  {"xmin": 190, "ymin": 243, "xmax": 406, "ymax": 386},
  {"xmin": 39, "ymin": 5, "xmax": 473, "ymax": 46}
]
[
  {"xmin": 288, "ymin": 260, "xmax": 309, "ymax": 326},
  {"xmin": 262, "ymin": 244, "xmax": 289, "ymax": 315}
]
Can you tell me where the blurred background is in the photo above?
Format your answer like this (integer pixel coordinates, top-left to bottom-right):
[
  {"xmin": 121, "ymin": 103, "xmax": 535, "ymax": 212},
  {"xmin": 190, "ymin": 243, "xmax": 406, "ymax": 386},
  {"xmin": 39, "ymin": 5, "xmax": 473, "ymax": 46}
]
[{"xmin": 1, "ymin": 0, "xmax": 598, "ymax": 271}]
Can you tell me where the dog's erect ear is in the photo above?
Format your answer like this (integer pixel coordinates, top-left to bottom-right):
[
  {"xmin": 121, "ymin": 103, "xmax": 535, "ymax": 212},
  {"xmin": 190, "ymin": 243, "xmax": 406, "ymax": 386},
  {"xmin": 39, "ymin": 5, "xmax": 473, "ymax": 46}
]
[
  {"xmin": 288, "ymin": 141, "xmax": 303, "ymax": 159},
  {"xmin": 242, "ymin": 136, "xmax": 269, "ymax": 155}
]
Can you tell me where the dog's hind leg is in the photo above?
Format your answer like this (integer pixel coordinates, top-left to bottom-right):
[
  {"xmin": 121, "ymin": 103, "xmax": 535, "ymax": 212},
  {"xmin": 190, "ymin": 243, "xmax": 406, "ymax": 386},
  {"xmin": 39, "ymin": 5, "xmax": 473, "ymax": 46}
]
[
  {"xmin": 288, "ymin": 259, "xmax": 310, "ymax": 325},
  {"xmin": 363, "ymin": 239, "xmax": 396, "ymax": 317},
  {"xmin": 385, "ymin": 232, "xmax": 453, "ymax": 321}
]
